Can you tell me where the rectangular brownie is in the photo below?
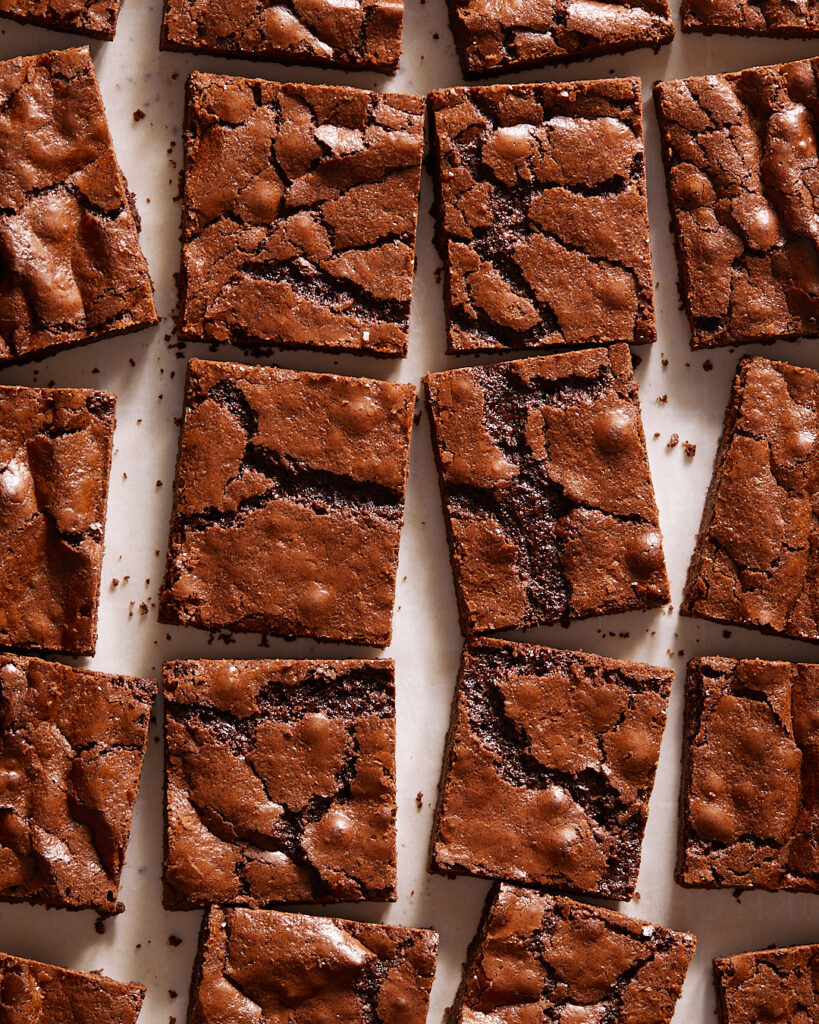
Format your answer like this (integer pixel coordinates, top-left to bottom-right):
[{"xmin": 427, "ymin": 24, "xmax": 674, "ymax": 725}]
[
  {"xmin": 431, "ymin": 638, "xmax": 673, "ymax": 899},
  {"xmin": 159, "ymin": 358, "xmax": 414, "ymax": 646},
  {"xmin": 429, "ymin": 79, "xmax": 657, "ymax": 353},
  {"xmin": 682, "ymin": 356, "xmax": 819, "ymax": 641},
  {"xmin": 678, "ymin": 656, "xmax": 819, "ymax": 894},
  {"xmin": 163, "ymin": 657, "xmax": 396, "ymax": 908},
  {"xmin": 655, "ymin": 58, "xmax": 819, "ymax": 349},
  {"xmin": 0, "ymin": 384, "xmax": 116, "ymax": 655},
  {"xmin": 714, "ymin": 945, "xmax": 819, "ymax": 1023},
  {"xmin": 177, "ymin": 72, "xmax": 423, "ymax": 358},
  {"xmin": 0, "ymin": 0, "xmax": 124, "ymax": 37},
  {"xmin": 0, "ymin": 47, "xmax": 157, "ymax": 366},
  {"xmin": 682, "ymin": 0, "xmax": 819, "ymax": 35},
  {"xmin": 425, "ymin": 344, "xmax": 669, "ymax": 634}
]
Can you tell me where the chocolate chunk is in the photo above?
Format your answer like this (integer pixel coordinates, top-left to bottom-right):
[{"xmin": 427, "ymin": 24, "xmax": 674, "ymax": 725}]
[
  {"xmin": 683, "ymin": 0, "xmax": 819, "ymax": 36},
  {"xmin": 0, "ymin": 0, "xmax": 123, "ymax": 38},
  {"xmin": 714, "ymin": 944, "xmax": 819, "ymax": 1023}
]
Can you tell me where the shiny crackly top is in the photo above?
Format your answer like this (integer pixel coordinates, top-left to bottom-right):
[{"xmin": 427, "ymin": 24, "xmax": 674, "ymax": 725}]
[
  {"xmin": 714, "ymin": 944, "xmax": 819, "ymax": 1024},
  {"xmin": 682, "ymin": 0, "xmax": 819, "ymax": 35},
  {"xmin": 0, "ymin": 0, "xmax": 124, "ymax": 38}
]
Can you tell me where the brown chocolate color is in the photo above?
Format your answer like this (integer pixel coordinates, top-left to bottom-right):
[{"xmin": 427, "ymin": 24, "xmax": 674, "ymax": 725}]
[
  {"xmin": 683, "ymin": 0, "xmax": 819, "ymax": 35},
  {"xmin": 714, "ymin": 945, "xmax": 819, "ymax": 1024},
  {"xmin": 159, "ymin": 358, "xmax": 415, "ymax": 646},
  {"xmin": 188, "ymin": 906, "xmax": 438, "ymax": 1024},
  {"xmin": 0, "ymin": 0, "xmax": 123, "ymax": 37},
  {"xmin": 655, "ymin": 58, "xmax": 819, "ymax": 350},
  {"xmin": 177, "ymin": 72, "xmax": 423, "ymax": 358},
  {"xmin": 425, "ymin": 344, "xmax": 669, "ymax": 635},
  {"xmin": 429, "ymin": 79, "xmax": 656, "ymax": 354},
  {"xmin": 0, "ymin": 47, "xmax": 157, "ymax": 367},
  {"xmin": 678, "ymin": 656, "xmax": 819, "ymax": 894},
  {"xmin": 0, "ymin": 384, "xmax": 115, "ymax": 655}
]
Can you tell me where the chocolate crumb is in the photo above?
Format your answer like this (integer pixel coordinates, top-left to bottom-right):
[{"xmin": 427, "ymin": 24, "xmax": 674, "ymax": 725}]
[
  {"xmin": 683, "ymin": 441, "xmax": 696, "ymax": 457},
  {"xmin": 133, "ymin": 109, "xmax": 145, "ymax": 121},
  {"xmin": 667, "ymin": 434, "xmax": 679, "ymax": 448}
]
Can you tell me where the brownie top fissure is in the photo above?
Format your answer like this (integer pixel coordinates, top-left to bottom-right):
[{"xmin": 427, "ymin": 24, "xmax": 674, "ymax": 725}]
[
  {"xmin": 714, "ymin": 944, "xmax": 819, "ymax": 1023},
  {"xmin": 0, "ymin": 0, "xmax": 124, "ymax": 38},
  {"xmin": 682, "ymin": 0, "xmax": 819, "ymax": 35},
  {"xmin": 429, "ymin": 79, "xmax": 656, "ymax": 353}
]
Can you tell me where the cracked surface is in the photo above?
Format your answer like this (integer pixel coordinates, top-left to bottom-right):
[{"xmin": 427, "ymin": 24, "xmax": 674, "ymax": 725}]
[
  {"xmin": 0, "ymin": 0, "xmax": 123, "ymax": 38},
  {"xmin": 0, "ymin": 47, "xmax": 157, "ymax": 367},
  {"xmin": 0, "ymin": 384, "xmax": 115, "ymax": 655},
  {"xmin": 714, "ymin": 944, "xmax": 819, "ymax": 1024},
  {"xmin": 682, "ymin": 357, "xmax": 819, "ymax": 641},
  {"xmin": 431, "ymin": 638, "xmax": 673, "ymax": 899},
  {"xmin": 678, "ymin": 656, "xmax": 819, "ymax": 893},
  {"xmin": 683, "ymin": 0, "xmax": 819, "ymax": 36},
  {"xmin": 178, "ymin": 72, "xmax": 423, "ymax": 358},
  {"xmin": 429, "ymin": 80, "xmax": 656, "ymax": 353},
  {"xmin": 159, "ymin": 357, "xmax": 415, "ymax": 646},
  {"xmin": 425, "ymin": 344, "xmax": 669, "ymax": 634},
  {"xmin": 453, "ymin": 884, "xmax": 696, "ymax": 1024},
  {"xmin": 0, "ymin": 654, "xmax": 156, "ymax": 915},
  {"xmin": 163, "ymin": 657, "xmax": 396, "ymax": 908},
  {"xmin": 655, "ymin": 59, "xmax": 819, "ymax": 350},
  {"xmin": 189, "ymin": 906, "xmax": 438, "ymax": 1024}
]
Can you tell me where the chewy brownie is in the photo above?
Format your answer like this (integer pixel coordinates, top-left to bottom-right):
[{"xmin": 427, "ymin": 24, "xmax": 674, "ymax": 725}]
[
  {"xmin": 177, "ymin": 72, "xmax": 424, "ymax": 358},
  {"xmin": 431, "ymin": 638, "xmax": 673, "ymax": 899},
  {"xmin": 683, "ymin": 356, "xmax": 819, "ymax": 642},
  {"xmin": 163, "ymin": 658, "xmax": 396, "ymax": 908},
  {"xmin": 425, "ymin": 344, "xmax": 669, "ymax": 634},
  {"xmin": 655, "ymin": 58, "xmax": 819, "ymax": 350},
  {"xmin": 714, "ymin": 944, "xmax": 819, "ymax": 1024},
  {"xmin": 453, "ymin": 884, "xmax": 696, "ymax": 1024},
  {"xmin": 678, "ymin": 656, "xmax": 819, "ymax": 893},
  {"xmin": 683, "ymin": 0, "xmax": 819, "ymax": 35},
  {"xmin": 188, "ymin": 906, "xmax": 438, "ymax": 1024},
  {"xmin": 0, "ymin": 384, "xmax": 115, "ymax": 655},
  {"xmin": 159, "ymin": 358, "xmax": 414, "ymax": 646},
  {"xmin": 0, "ymin": 47, "xmax": 157, "ymax": 366},
  {"xmin": 0, "ymin": 0, "xmax": 124, "ymax": 37},
  {"xmin": 429, "ymin": 79, "xmax": 656, "ymax": 354}
]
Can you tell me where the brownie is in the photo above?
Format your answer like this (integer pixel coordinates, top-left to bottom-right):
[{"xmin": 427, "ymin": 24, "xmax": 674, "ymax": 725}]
[
  {"xmin": 0, "ymin": 384, "xmax": 115, "ymax": 655},
  {"xmin": 429, "ymin": 80, "xmax": 656, "ymax": 354},
  {"xmin": 425, "ymin": 344, "xmax": 669, "ymax": 634},
  {"xmin": 0, "ymin": 48, "xmax": 157, "ymax": 367},
  {"xmin": 682, "ymin": 356, "xmax": 819, "ymax": 642},
  {"xmin": 655, "ymin": 58, "xmax": 819, "ymax": 350},
  {"xmin": 188, "ymin": 906, "xmax": 438, "ymax": 1024},
  {"xmin": 163, "ymin": 658, "xmax": 396, "ymax": 908},
  {"xmin": 453, "ymin": 884, "xmax": 696, "ymax": 1024},
  {"xmin": 682, "ymin": 0, "xmax": 819, "ymax": 35},
  {"xmin": 0, "ymin": 0, "xmax": 123, "ymax": 37},
  {"xmin": 159, "ymin": 358, "xmax": 414, "ymax": 646},
  {"xmin": 177, "ymin": 72, "xmax": 424, "ymax": 358},
  {"xmin": 678, "ymin": 656, "xmax": 819, "ymax": 893},
  {"xmin": 714, "ymin": 945, "xmax": 819, "ymax": 1024}
]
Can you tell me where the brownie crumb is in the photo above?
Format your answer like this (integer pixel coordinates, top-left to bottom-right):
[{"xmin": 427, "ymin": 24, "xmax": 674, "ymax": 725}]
[
  {"xmin": 168, "ymin": 935, "xmax": 182, "ymax": 947},
  {"xmin": 667, "ymin": 434, "xmax": 679, "ymax": 448},
  {"xmin": 683, "ymin": 441, "xmax": 696, "ymax": 457},
  {"xmin": 133, "ymin": 109, "xmax": 145, "ymax": 121},
  {"xmin": 416, "ymin": 791, "xmax": 424, "ymax": 810},
  {"xmin": 703, "ymin": 359, "xmax": 713, "ymax": 371},
  {"xmin": 657, "ymin": 393, "xmax": 669, "ymax": 404}
]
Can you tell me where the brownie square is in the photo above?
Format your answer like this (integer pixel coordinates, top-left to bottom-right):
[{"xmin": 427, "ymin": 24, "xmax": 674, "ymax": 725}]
[
  {"xmin": 682, "ymin": 356, "xmax": 819, "ymax": 642},
  {"xmin": 655, "ymin": 58, "xmax": 819, "ymax": 350},
  {"xmin": 159, "ymin": 358, "xmax": 414, "ymax": 646},
  {"xmin": 678, "ymin": 656, "xmax": 819, "ymax": 893},
  {"xmin": 0, "ymin": 47, "xmax": 157, "ymax": 366},
  {"xmin": 453, "ymin": 884, "xmax": 696, "ymax": 1024},
  {"xmin": 177, "ymin": 73, "xmax": 424, "ymax": 358},
  {"xmin": 0, "ymin": 384, "xmax": 115, "ymax": 655},
  {"xmin": 714, "ymin": 945, "xmax": 819, "ymax": 1024},
  {"xmin": 163, "ymin": 657, "xmax": 396, "ymax": 908},
  {"xmin": 0, "ymin": 654, "xmax": 156, "ymax": 915},
  {"xmin": 431, "ymin": 638, "xmax": 673, "ymax": 899},
  {"xmin": 425, "ymin": 344, "xmax": 669, "ymax": 634},
  {"xmin": 0, "ymin": 0, "xmax": 123, "ymax": 37},
  {"xmin": 188, "ymin": 906, "xmax": 438, "ymax": 1024},
  {"xmin": 429, "ymin": 80, "xmax": 657, "ymax": 354},
  {"xmin": 682, "ymin": 0, "xmax": 819, "ymax": 35}
]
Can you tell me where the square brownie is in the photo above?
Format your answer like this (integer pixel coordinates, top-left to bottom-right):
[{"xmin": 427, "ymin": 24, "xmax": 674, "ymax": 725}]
[
  {"xmin": 425, "ymin": 344, "xmax": 669, "ymax": 634},
  {"xmin": 0, "ymin": 0, "xmax": 123, "ymax": 37},
  {"xmin": 678, "ymin": 656, "xmax": 819, "ymax": 893},
  {"xmin": 163, "ymin": 657, "xmax": 396, "ymax": 908},
  {"xmin": 429, "ymin": 80, "xmax": 656, "ymax": 354},
  {"xmin": 177, "ymin": 73, "xmax": 424, "ymax": 358},
  {"xmin": 0, "ymin": 654, "xmax": 156, "ymax": 915},
  {"xmin": 682, "ymin": 356, "xmax": 819, "ymax": 642},
  {"xmin": 431, "ymin": 638, "xmax": 673, "ymax": 899},
  {"xmin": 714, "ymin": 945, "xmax": 819, "ymax": 1023},
  {"xmin": 453, "ymin": 884, "xmax": 696, "ymax": 1024},
  {"xmin": 188, "ymin": 906, "xmax": 438, "ymax": 1024},
  {"xmin": 655, "ymin": 58, "xmax": 819, "ymax": 350},
  {"xmin": 159, "ymin": 358, "xmax": 414, "ymax": 646},
  {"xmin": 0, "ymin": 47, "xmax": 157, "ymax": 366},
  {"xmin": 0, "ymin": 384, "xmax": 116, "ymax": 655},
  {"xmin": 682, "ymin": 0, "xmax": 819, "ymax": 35}
]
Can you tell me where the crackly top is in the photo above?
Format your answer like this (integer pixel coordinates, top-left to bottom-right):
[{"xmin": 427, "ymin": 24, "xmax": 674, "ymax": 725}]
[
  {"xmin": 0, "ymin": 383, "xmax": 115, "ymax": 655},
  {"xmin": 682, "ymin": 356, "xmax": 819, "ymax": 641},
  {"xmin": 159, "ymin": 358, "xmax": 415, "ymax": 646},
  {"xmin": 432, "ymin": 638, "xmax": 673, "ymax": 899},
  {"xmin": 454, "ymin": 884, "xmax": 696, "ymax": 1024},
  {"xmin": 682, "ymin": 0, "xmax": 819, "ymax": 35},
  {"xmin": 0, "ymin": 0, "xmax": 124, "ymax": 38},
  {"xmin": 430, "ymin": 79, "xmax": 656, "ymax": 353},
  {"xmin": 425, "ymin": 344, "xmax": 669, "ymax": 634},
  {"xmin": 714, "ymin": 944, "xmax": 819, "ymax": 1024},
  {"xmin": 679, "ymin": 656, "xmax": 819, "ymax": 892},
  {"xmin": 655, "ymin": 58, "xmax": 819, "ymax": 349},
  {"xmin": 190, "ymin": 906, "xmax": 438, "ymax": 1024},
  {"xmin": 179, "ymin": 72, "xmax": 424, "ymax": 358},
  {"xmin": 163, "ymin": 658, "xmax": 396, "ymax": 907}
]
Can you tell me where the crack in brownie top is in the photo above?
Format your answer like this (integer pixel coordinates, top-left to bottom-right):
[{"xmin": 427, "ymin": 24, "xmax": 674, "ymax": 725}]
[
  {"xmin": 0, "ymin": 0, "xmax": 124, "ymax": 38},
  {"xmin": 682, "ymin": 0, "xmax": 819, "ymax": 35},
  {"xmin": 714, "ymin": 944, "xmax": 819, "ymax": 1023}
]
